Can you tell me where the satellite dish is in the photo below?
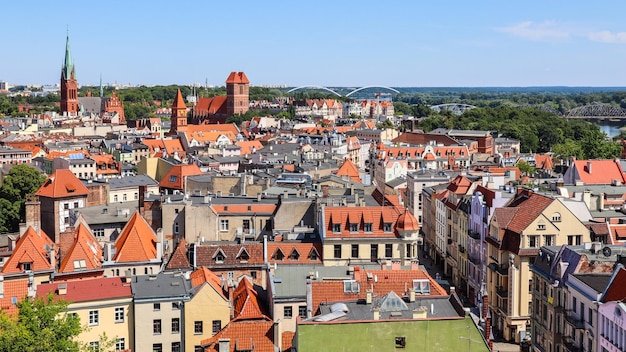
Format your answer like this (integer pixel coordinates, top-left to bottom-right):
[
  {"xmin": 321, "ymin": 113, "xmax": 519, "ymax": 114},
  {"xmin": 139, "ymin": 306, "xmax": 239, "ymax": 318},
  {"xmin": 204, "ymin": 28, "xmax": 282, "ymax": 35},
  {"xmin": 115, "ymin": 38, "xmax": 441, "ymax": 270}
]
[{"xmin": 602, "ymin": 247, "xmax": 612, "ymax": 257}]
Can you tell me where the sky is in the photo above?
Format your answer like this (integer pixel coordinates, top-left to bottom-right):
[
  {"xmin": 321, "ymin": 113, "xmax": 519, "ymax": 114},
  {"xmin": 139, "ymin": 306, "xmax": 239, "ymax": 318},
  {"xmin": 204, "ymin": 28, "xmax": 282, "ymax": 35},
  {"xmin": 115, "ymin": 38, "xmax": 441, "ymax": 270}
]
[{"xmin": 2, "ymin": 0, "xmax": 626, "ymax": 87}]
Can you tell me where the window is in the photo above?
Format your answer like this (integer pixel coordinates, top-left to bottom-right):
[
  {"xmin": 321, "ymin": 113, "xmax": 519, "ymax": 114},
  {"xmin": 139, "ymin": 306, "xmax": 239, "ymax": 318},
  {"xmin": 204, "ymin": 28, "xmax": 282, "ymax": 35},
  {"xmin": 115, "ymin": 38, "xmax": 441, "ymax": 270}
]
[
  {"xmin": 552, "ymin": 213, "xmax": 561, "ymax": 222},
  {"xmin": 64, "ymin": 203, "xmax": 70, "ymax": 210},
  {"xmin": 333, "ymin": 245, "xmax": 342, "ymax": 259},
  {"xmin": 89, "ymin": 341, "xmax": 100, "ymax": 352},
  {"xmin": 194, "ymin": 321, "xmax": 203, "ymax": 334},
  {"xmin": 299, "ymin": 306, "xmax": 307, "ymax": 318},
  {"xmin": 174, "ymin": 222, "xmax": 179, "ymax": 234},
  {"xmin": 123, "ymin": 194, "xmax": 127, "ymax": 201},
  {"xmin": 383, "ymin": 223, "xmax": 392, "ymax": 232},
  {"xmin": 343, "ymin": 280, "xmax": 360, "ymax": 293},
  {"xmin": 153, "ymin": 319, "xmax": 161, "ymax": 334},
  {"xmin": 220, "ymin": 219, "xmax": 229, "ymax": 231},
  {"xmin": 544, "ymin": 235, "xmax": 554, "ymax": 246},
  {"xmin": 351, "ymin": 244, "xmax": 359, "ymax": 258},
  {"xmin": 528, "ymin": 235, "xmax": 538, "ymax": 248},
  {"xmin": 89, "ymin": 310, "xmax": 99, "ymax": 326},
  {"xmin": 153, "ymin": 343, "xmax": 162, "ymax": 352},
  {"xmin": 172, "ymin": 302, "xmax": 181, "ymax": 310},
  {"xmin": 93, "ymin": 228, "xmax": 105, "ymax": 238},
  {"xmin": 212, "ymin": 320, "xmax": 221, "ymax": 335},
  {"xmin": 134, "ymin": 192, "xmax": 139, "ymax": 200},
  {"xmin": 115, "ymin": 338, "xmax": 125, "ymax": 351},
  {"xmin": 64, "ymin": 216, "xmax": 70, "ymax": 224},
  {"xmin": 74, "ymin": 202, "xmax": 79, "ymax": 208},
  {"xmin": 537, "ymin": 224, "xmax": 546, "ymax": 230},
  {"xmin": 371, "ymin": 244, "xmax": 378, "ymax": 260},
  {"xmin": 114, "ymin": 195, "xmax": 118, "ymax": 202},
  {"xmin": 588, "ymin": 307, "xmax": 593, "ymax": 325},
  {"xmin": 114, "ymin": 307, "xmax": 124, "ymax": 323},
  {"xmin": 385, "ymin": 244, "xmax": 393, "ymax": 258},
  {"xmin": 567, "ymin": 235, "xmax": 582, "ymax": 246},
  {"xmin": 169, "ymin": 175, "xmax": 178, "ymax": 183},
  {"xmin": 349, "ymin": 223, "xmax": 358, "ymax": 232},
  {"xmin": 21, "ymin": 262, "xmax": 32, "ymax": 271},
  {"xmin": 573, "ymin": 297, "xmax": 577, "ymax": 312},
  {"xmin": 172, "ymin": 318, "xmax": 180, "ymax": 333},
  {"xmin": 364, "ymin": 223, "xmax": 373, "ymax": 233},
  {"xmin": 284, "ymin": 306, "xmax": 293, "ymax": 318},
  {"xmin": 153, "ymin": 303, "xmax": 161, "ymax": 311},
  {"xmin": 332, "ymin": 223, "xmax": 341, "ymax": 233},
  {"xmin": 395, "ymin": 336, "xmax": 406, "ymax": 349}
]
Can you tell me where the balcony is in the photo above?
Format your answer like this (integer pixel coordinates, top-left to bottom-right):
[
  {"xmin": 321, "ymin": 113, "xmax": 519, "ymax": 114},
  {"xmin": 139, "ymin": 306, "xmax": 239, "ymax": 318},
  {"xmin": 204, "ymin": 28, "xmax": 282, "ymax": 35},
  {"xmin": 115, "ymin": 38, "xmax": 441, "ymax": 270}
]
[
  {"xmin": 488, "ymin": 262, "xmax": 509, "ymax": 275},
  {"xmin": 468, "ymin": 254, "xmax": 480, "ymax": 265},
  {"xmin": 496, "ymin": 285, "xmax": 508, "ymax": 298},
  {"xmin": 564, "ymin": 311, "xmax": 585, "ymax": 330},
  {"xmin": 562, "ymin": 336, "xmax": 582, "ymax": 352},
  {"xmin": 468, "ymin": 229, "xmax": 481, "ymax": 240},
  {"xmin": 458, "ymin": 244, "xmax": 465, "ymax": 253}
]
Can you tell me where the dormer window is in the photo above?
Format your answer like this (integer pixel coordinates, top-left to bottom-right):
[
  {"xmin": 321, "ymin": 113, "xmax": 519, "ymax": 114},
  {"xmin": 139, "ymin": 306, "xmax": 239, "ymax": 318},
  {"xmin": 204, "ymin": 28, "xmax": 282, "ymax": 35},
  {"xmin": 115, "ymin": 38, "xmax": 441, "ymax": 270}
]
[
  {"xmin": 308, "ymin": 248, "xmax": 320, "ymax": 261},
  {"xmin": 236, "ymin": 248, "xmax": 250, "ymax": 263},
  {"xmin": 364, "ymin": 223, "xmax": 373, "ymax": 233},
  {"xmin": 169, "ymin": 175, "xmax": 177, "ymax": 183},
  {"xmin": 332, "ymin": 223, "xmax": 341, "ymax": 233},
  {"xmin": 213, "ymin": 249, "xmax": 227, "ymax": 264},
  {"xmin": 413, "ymin": 279, "xmax": 431, "ymax": 294},
  {"xmin": 349, "ymin": 223, "xmax": 358, "ymax": 233},
  {"xmin": 343, "ymin": 280, "xmax": 360, "ymax": 293},
  {"xmin": 551, "ymin": 213, "xmax": 561, "ymax": 222},
  {"xmin": 272, "ymin": 249, "xmax": 285, "ymax": 261},
  {"xmin": 288, "ymin": 248, "xmax": 300, "ymax": 260},
  {"xmin": 21, "ymin": 262, "xmax": 32, "ymax": 272},
  {"xmin": 383, "ymin": 223, "xmax": 393, "ymax": 232},
  {"xmin": 73, "ymin": 260, "xmax": 87, "ymax": 271}
]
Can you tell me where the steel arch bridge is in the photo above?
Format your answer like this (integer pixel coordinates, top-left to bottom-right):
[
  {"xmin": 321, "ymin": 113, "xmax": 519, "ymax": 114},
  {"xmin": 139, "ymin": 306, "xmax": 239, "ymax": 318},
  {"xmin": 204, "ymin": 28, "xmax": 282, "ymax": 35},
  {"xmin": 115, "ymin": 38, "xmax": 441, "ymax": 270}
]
[
  {"xmin": 565, "ymin": 103, "xmax": 626, "ymax": 119},
  {"xmin": 345, "ymin": 85, "xmax": 400, "ymax": 97},
  {"xmin": 287, "ymin": 85, "xmax": 342, "ymax": 97}
]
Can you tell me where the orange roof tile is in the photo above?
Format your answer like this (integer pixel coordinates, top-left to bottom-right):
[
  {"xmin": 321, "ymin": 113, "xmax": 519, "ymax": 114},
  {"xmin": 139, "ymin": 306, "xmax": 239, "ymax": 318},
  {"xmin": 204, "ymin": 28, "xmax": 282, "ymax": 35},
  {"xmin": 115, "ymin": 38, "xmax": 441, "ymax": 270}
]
[
  {"xmin": 267, "ymin": 242, "xmax": 322, "ymax": 265},
  {"xmin": 172, "ymin": 89, "xmax": 186, "ymax": 110},
  {"xmin": 202, "ymin": 320, "xmax": 275, "ymax": 352},
  {"xmin": 603, "ymin": 267, "xmax": 626, "ymax": 302},
  {"xmin": 571, "ymin": 159, "xmax": 626, "ymax": 185},
  {"xmin": 396, "ymin": 209, "xmax": 419, "ymax": 231},
  {"xmin": 35, "ymin": 169, "xmax": 89, "ymax": 198},
  {"xmin": 36, "ymin": 277, "xmax": 132, "ymax": 303},
  {"xmin": 334, "ymin": 158, "xmax": 362, "ymax": 183},
  {"xmin": 159, "ymin": 164, "xmax": 203, "ymax": 190},
  {"xmin": 163, "ymin": 138, "xmax": 185, "ymax": 156},
  {"xmin": 194, "ymin": 96, "xmax": 228, "ymax": 116},
  {"xmin": 58, "ymin": 223, "xmax": 103, "ymax": 273},
  {"xmin": 190, "ymin": 267, "xmax": 227, "ymax": 300},
  {"xmin": 232, "ymin": 278, "xmax": 270, "ymax": 321},
  {"xmin": 113, "ymin": 211, "xmax": 158, "ymax": 263},
  {"xmin": 0, "ymin": 279, "xmax": 28, "ymax": 316},
  {"xmin": 1, "ymin": 227, "xmax": 54, "ymax": 274},
  {"xmin": 311, "ymin": 268, "xmax": 446, "ymax": 314},
  {"xmin": 225, "ymin": 71, "xmax": 250, "ymax": 84},
  {"xmin": 236, "ymin": 140, "xmax": 263, "ymax": 155},
  {"xmin": 141, "ymin": 139, "xmax": 165, "ymax": 154},
  {"xmin": 165, "ymin": 238, "xmax": 191, "ymax": 270},
  {"xmin": 324, "ymin": 206, "xmax": 404, "ymax": 239}
]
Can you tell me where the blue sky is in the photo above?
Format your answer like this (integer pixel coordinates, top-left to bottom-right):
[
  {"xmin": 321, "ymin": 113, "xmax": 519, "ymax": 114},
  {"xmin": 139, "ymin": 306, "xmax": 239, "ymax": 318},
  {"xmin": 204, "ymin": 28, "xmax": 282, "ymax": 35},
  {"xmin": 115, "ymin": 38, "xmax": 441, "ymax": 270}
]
[{"xmin": 2, "ymin": 1, "xmax": 626, "ymax": 87}]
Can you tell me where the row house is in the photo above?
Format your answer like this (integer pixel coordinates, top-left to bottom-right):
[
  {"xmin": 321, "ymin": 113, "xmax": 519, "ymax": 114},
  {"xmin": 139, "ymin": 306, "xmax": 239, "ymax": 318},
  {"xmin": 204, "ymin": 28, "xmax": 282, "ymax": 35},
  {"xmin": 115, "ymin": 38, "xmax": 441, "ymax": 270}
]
[
  {"xmin": 530, "ymin": 243, "xmax": 624, "ymax": 352},
  {"xmin": 0, "ymin": 146, "xmax": 32, "ymax": 164},
  {"xmin": 293, "ymin": 99, "xmax": 343, "ymax": 120},
  {"xmin": 319, "ymin": 204, "xmax": 420, "ymax": 267},
  {"xmin": 376, "ymin": 143, "xmax": 471, "ymax": 171},
  {"xmin": 486, "ymin": 190, "xmax": 592, "ymax": 343}
]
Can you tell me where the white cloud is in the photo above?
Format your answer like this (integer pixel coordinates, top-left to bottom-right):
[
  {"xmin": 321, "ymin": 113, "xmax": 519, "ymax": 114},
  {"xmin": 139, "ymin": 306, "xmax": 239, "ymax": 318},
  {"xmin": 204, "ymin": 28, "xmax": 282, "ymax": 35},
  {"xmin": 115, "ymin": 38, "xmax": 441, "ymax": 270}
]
[
  {"xmin": 500, "ymin": 21, "xmax": 570, "ymax": 42},
  {"xmin": 588, "ymin": 31, "xmax": 626, "ymax": 44}
]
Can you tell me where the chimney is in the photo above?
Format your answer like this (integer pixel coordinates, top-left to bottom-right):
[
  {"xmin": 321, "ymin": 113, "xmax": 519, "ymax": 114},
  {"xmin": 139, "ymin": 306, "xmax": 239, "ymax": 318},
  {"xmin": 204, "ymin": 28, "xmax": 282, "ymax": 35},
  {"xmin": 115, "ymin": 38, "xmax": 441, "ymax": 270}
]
[
  {"xmin": 139, "ymin": 185, "xmax": 146, "ymax": 215},
  {"xmin": 366, "ymin": 289, "xmax": 372, "ymax": 304},
  {"xmin": 306, "ymin": 277, "xmax": 313, "ymax": 319},
  {"xmin": 24, "ymin": 195, "xmax": 41, "ymax": 232},
  {"xmin": 353, "ymin": 266, "xmax": 361, "ymax": 281},
  {"xmin": 218, "ymin": 339, "xmax": 230, "ymax": 352},
  {"xmin": 273, "ymin": 321, "xmax": 282, "ymax": 351},
  {"xmin": 409, "ymin": 289, "xmax": 415, "ymax": 302},
  {"xmin": 373, "ymin": 308, "xmax": 380, "ymax": 320},
  {"xmin": 391, "ymin": 260, "xmax": 401, "ymax": 271},
  {"xmin": 381, "ymin": 261, "xmax": 387, "ymax": 271},
  {"xmin": 587, "ymin": 161, "xmax": 592, "ymax": 174},
  {"xmin": 413, "ymin": 306, "xmax": 428, "ymax": 319},
  {"xmin": 410, "ymin": 260, "xmax": 419, "ymax": 270},
  {"xmin": 449, "ymin": 286, "xmax": 456, "ymax": 295}
]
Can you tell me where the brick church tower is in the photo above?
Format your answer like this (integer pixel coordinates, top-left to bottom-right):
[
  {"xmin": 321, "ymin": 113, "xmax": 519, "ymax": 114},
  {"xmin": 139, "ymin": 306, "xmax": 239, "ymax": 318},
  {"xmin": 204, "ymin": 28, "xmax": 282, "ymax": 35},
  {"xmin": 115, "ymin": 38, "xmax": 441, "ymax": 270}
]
[
  {"xmin": 60, "ymin": 35, "xmax": 79, "ymax": 116},
  {"xmin": 226, "ymin": 72, "xmax": 250, "ymax": 116},
  {"xmin": 169, "ymin": 89, "xmax": 188, "ymax": 135}
]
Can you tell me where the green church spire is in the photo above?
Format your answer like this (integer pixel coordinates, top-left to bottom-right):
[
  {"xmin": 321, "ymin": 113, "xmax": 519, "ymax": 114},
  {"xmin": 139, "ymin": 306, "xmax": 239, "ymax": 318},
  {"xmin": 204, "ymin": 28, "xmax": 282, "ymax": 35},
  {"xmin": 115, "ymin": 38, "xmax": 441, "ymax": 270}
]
[{"xmin": 62, "ymin": 34, "xmax": 75, "ymax": 80}]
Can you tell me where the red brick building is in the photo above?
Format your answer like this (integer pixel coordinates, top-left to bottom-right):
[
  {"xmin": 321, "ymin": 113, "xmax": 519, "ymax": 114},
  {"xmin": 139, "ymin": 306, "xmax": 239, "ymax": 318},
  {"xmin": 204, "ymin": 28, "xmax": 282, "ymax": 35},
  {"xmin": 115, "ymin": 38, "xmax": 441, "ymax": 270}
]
[
  {"xmin": 192, "ymin": 72, "xmax": 250, "ymax": 124},
  {"xmin": 60, "ymin": 35, "xmax": 79, "ymax": 116}
]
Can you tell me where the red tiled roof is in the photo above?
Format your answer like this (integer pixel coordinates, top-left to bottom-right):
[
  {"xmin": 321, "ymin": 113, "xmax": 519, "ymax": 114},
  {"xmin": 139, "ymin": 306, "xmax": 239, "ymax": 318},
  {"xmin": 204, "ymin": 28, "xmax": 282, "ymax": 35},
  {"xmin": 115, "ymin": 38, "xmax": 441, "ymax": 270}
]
[
  {"xmin": 165, "ymin": 238, "xmax": 191, "ymax": 270},
  {"xmin": 195, "ymin": 243, "xmax": 264, "ymax": 268},
  {"xmin": 225, "ymin": 72, "xmax": 250, "ymax": 84},
  {"xmin": 202, "ymin": 320, "xmax": 275, "ymax": 352},
  {"xmin": 159, "ymin": 164, "xmax": 203, "ymax": 190},
  {"xmin": 172, "ymin": 89, "xmax": 186, "ymax": 110},
  {"xmin": 141, "ymin": 139, "xmax": 165, "ymax": 154},
  {"xmin": 113, "ymin": 211, "xmax": 158, "ymax": 263},
  {"xmin": 194, "ymin": 96, "xmax": 228, "ymax": 116},
  {"xmin": 267, "ymin": 242, "xmax": 322, "ymax": 265},
  {"xmin": 603, "ymin": 267, "xmax": 626, "ymax": 302},
  {"xmin": 0, "ymin": 279, "xmax": 28, "ymax": 316},
  {"xmin": 396, "ymin": 209, "xmax": 419, "ymax": 231},
  {"xmin": 163, "ymin": 138, "xmax": 185, "ymax": 156},
  {"xmin": 36, "ymin": 277, "xmax": 132, "ymax": 303},
  {"xmin": 58, "ymin": 223, "xmax": 102, "ymax": 273},
  {"xmin": 391, "ymin": 132, "xmax": 459, "ymax": 146},
  {"xmin": 504, "ymin": 191, "xmax": 553, "ymax": 234},
  {"xmin": 1, "ymin": 227, "xmax": 54, "ymax": 274},
  {"xmin": 324, "ymin": 206, "xmax": 404, "ymax": 239},
  {"xmin": 334, "ymin": 158, "xmax": 362, "ymax": 183},
  {"xmin": 35, "ymin": 169, "xmax": 89, "ymax": 198},
  {"xmin": 534, "ymin": 154, "xmax": 554, "ymax": 170},
  {"xmin": 190, "ymin": 267, "xmax": 227, "ymax": 300},
  {"xmin": 311, "ymin": 268, "xmax": 446, "ymax": 315},
  {"xmin": 571, "ymin": 159, "xmax": 626, "ymax": 185},
  {"xmin": 232, "ymin": 278, "xmax": 270, "ymax": 321}
]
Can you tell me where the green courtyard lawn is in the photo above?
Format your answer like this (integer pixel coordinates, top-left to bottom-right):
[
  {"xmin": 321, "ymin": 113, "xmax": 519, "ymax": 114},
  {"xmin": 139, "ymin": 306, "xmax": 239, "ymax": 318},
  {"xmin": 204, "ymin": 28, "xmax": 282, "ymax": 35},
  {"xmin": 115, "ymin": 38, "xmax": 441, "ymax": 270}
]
[{"xmin": 297, "ymin": 317, "xmax": 489, "ymax": 352}]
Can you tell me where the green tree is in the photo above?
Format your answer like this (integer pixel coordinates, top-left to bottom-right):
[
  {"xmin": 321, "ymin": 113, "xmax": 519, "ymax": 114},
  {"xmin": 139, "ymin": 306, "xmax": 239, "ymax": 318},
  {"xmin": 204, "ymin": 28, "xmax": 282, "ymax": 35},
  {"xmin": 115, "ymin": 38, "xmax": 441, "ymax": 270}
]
[
  {"xmin": 376, "ymin": 119, "xmax": 394, "ymax": 129},
  {"xmin": 516, "ymin": 160, "xmax": 536, "ymax": 176},
  {"xmin": 0, "ymin": 292, "xmax": 83, "ymax": 352},
  {"xmin": 552, "ymin": 139, "xmax": 584, "ymax": 161},
  {"xmin": 0, "ymin": 165, "xmax": 46, "ymax": 233}
]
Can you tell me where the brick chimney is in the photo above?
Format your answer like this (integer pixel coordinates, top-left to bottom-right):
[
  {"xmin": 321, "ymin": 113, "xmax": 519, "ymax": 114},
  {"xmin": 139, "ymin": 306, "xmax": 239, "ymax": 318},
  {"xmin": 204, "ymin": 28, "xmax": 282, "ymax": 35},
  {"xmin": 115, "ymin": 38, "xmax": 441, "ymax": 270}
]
[
  {"xmin": 353, "ymin": 266, "xmax": 361, "ymax": 281},
  {"xmin": 482, "ymin": 293, "xmax": 493, "ymax": 351}
]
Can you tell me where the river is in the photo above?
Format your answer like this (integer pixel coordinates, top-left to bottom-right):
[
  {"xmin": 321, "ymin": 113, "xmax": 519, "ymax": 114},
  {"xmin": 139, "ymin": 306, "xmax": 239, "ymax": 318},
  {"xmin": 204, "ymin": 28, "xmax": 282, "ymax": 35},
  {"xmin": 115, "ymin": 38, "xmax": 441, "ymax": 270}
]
[{"xmin": 596, "ymin": 120, "xmax": 626, "ymax": 138}]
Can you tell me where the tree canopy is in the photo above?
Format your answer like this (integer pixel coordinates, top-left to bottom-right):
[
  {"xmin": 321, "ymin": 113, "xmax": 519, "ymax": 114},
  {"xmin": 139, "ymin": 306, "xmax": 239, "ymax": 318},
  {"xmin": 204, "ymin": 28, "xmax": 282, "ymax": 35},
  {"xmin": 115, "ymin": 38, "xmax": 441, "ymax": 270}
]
[
  {"xmin": 0, "ymin": 165, "xmax": 46, "ymax": 233},
  {"xmin": 0, "ymin": 292, "xmax": 83, "ymax": 352}
]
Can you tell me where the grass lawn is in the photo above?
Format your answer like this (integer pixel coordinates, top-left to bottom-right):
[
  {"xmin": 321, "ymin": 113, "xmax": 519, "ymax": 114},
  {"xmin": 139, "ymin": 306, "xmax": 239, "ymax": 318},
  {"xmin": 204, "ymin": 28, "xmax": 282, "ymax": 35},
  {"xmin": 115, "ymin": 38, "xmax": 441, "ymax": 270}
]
[{"xmin": 297, "ymin": 317, "xmax": 489, "ymax": 352}]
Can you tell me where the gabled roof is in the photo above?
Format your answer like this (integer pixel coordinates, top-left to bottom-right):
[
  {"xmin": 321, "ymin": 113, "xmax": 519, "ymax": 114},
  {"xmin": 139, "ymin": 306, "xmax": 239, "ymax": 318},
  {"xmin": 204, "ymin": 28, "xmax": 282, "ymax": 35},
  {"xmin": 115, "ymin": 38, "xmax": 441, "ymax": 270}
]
[
  {"xmin": 190, "ymin": 266, "xmax": 228, "ymax": 300},
  {"xmin": 334, "ymin": 158, "xmax": 362, "ymax": 183},
  {"xmin": 602, "ymin": 267, "xmax": 626, "ymax": 302},
  {"xmin": 196, "ymin": 243, "xmax": 264, "ymax": 268},
  {"xmin": 569, "ymin": 159, "xmax": 626, "ymax": 185},
  {"xmin": 1, "ymin": 227, "xmax": 54, "ymax": 274},
  {"xmin": 36, "ymin": 277, "xmax": 132, "ymax": 303},
  {"xmin": 324, "ymin": 206, "xmax": 405, "ymax": 239},
  {"xmin": 266, "ymin": 242, "xmax": 322, "ymax": 265},
  {"xmin": 504, "ymin": 191, "xmax": 554, "ymax": 234},
  {"xmin": 232, "ymin": 278, "xmax": 270, "ymax": 321},
  {"xmin": 534, "ymin": 154, "xmax": 554, "ymax": 170},
  {"xmin": 113, "ymin": 211, "xmax": 158, "ymax": 263},
  {"xmin": 159, "ymin": 164, "xmax": 203, "ymax": 190},
  {"xmin": 194, "ymin": 96, "xmax": 228, "ymax": 116},
  {"xmin": 58, "ymin": 223, "xmax": 102, "ymax": 273},
  {"xmin": 165, "ymin": 238, "xmax": 191, "ymax": 270},
  {"xmin": 35, "ymin": 169, "xmax": 89, "ymax": 198},
  {"xmin": 225, "ymin": 71, "xmax": 250, "ymax": 84},
  {"xmin": 141, "ymin": 138, "xmax": 165, "ymax": 153},
  {"xmin": 163, "ymin": 138, "xmax": 185, "ymax": 156},
  {"xmin": 236, "ymin": 140, "xmax": 263, "ymax": 154},
  {"xmin": 201, "ymin": 320, "xmax": 275, "ymax": 352}
]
